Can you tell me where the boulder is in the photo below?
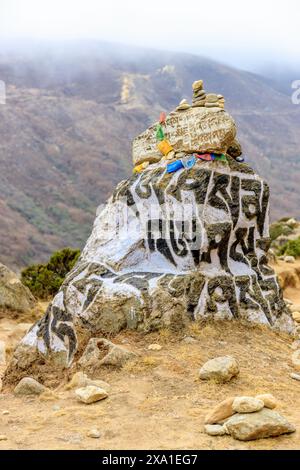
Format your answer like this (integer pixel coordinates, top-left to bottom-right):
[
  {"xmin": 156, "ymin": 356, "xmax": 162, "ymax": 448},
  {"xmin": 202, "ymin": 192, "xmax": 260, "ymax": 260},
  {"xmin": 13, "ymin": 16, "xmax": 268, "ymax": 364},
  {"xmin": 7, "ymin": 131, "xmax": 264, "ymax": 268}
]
[
  {"xmin": 78, "ymin": 338, "xmax": 136, "ymax": 369},
  {"xmin": 205, "ymin": 397, "xmax": 235, "ymax": 424},
  {"xmin": 232, "ymin": 396, "xmax": 264, "ymax": 413},
  {"xmin": 255, "ymin": 394, "xmax": 277, "ymax": 409},
  {"xmin": 14, "ymin": 377, "xmax": 46, "ymax": 396},
  {"xmin": 224, "ymin": 408, "xmax": 295, "ymax": 441},
  {"xmin": 199, "ymin": 356, "xmax": 239, "ymax": 383},
  {"xmin": 204, "ymin": 424, "xmax": 227, "ymax": 436},
  {"xmin": 75, "ymin": 385, "xmax": 108, "ymax": 404},
  {"xmin": 9, "ymin": 81, "xmax": 293, "ymax": 373},
  {"xmin": 0, "ymin": 263, "xmax": 36, "ymax": 312}
]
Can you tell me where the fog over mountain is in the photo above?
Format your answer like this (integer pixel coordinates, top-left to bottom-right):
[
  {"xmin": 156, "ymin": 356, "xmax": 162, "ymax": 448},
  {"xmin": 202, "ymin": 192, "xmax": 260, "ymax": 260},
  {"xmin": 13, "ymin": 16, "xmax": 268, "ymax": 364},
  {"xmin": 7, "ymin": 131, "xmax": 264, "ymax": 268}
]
[{"xmin": 0, "ymin": 40, "xmax": 300, "ymax": 270}]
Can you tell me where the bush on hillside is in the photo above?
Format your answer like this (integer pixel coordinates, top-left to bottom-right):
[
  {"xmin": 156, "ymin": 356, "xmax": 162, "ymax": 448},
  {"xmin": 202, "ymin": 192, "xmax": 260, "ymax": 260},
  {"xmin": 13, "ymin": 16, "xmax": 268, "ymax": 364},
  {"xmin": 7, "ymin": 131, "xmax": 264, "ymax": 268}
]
[
  {"xmin": 269, "ymin": 222, "xmax": 293, "ymax": 241},
  {"xmin": 21, "ymin": 248, "xmax": 81, "ymax": 299},
  {"xmin": 278, "ymin": 237, "xmax": 300, "ymax": 258}
]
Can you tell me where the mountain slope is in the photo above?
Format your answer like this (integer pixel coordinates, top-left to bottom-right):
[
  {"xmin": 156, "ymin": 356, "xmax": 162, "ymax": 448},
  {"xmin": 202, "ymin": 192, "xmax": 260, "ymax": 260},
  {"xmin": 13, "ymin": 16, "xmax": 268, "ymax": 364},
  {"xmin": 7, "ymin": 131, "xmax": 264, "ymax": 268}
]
[{"xmin": 0, "ymin": 41, "xmax": 300, "ymax": 270}]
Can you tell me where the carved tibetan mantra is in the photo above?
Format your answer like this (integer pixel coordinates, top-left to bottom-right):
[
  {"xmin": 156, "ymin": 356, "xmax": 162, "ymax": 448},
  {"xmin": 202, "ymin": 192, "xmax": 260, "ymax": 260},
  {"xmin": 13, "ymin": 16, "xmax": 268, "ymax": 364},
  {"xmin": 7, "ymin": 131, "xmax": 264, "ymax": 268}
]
[
  {"xmin": 9, "ymin": 159, "xmax": 293, "ymax": 371},
  {"xmin": 132, "ymin": 107, "xmax": 237, "ymax": 166}
]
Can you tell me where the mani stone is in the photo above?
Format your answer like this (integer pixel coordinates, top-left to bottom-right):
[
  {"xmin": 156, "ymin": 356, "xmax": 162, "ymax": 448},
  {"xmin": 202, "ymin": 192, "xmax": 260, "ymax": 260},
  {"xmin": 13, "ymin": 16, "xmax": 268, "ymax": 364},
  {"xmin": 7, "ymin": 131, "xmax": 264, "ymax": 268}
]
[
  {"xmin": 132, "ymin": 106, "xmax": 236, "ymax": 165},
  {"xmin": 199, "ymin": 356, "xmax": 239, "ymax": 383},
  {"xmin": 224, "ymin": 408, "xmax": 295, "ymax": 441},
  {"xmin": 8, "ymin": 81, "xmax": 294, "ymax": 375},
  {"xmin": 232, "ymin": 396, "xmax": 264, "ymax": 413}
]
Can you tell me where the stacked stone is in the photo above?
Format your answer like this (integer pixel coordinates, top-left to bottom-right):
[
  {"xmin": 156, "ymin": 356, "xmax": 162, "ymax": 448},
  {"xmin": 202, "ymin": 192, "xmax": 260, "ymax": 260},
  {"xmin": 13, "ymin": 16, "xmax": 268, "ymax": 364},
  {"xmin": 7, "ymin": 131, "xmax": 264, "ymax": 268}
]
[
  {"xmin": 192, "ymin": 80, "xmax": 206, "ymax": 107},
  {"xmin": 176, "ymin": 98, "xmax": 191, "ymax": 111},
  {"xmin": 218, "ymin": 94, "xmax": 225, "ymax": 109},
  {"xmin": 205, "ymin": 93, "xmax": 220, "ymax": 108}
]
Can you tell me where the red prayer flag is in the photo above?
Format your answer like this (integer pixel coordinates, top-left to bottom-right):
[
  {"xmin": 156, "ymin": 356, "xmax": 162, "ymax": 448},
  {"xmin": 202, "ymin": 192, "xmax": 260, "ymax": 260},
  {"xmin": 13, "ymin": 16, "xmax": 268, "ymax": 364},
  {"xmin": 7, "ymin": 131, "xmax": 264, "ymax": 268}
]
[{"xmin": 159, "ymin": 112, "xmax": 166, "ymax": 124}]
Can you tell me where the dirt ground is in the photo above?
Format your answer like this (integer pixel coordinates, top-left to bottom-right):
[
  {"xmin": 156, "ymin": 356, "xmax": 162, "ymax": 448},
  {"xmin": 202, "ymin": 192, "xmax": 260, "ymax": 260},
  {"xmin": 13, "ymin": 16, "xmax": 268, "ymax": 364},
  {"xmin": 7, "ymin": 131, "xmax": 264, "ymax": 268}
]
[{"xmin": 1, "ymin": 263, "xmax": 300, "ymax": 450}]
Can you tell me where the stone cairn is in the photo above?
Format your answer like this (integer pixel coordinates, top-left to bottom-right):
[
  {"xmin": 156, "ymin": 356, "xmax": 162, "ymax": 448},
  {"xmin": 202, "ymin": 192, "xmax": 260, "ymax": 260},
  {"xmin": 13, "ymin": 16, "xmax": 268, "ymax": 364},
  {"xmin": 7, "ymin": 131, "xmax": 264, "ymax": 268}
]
[
  {"xmin": 176, "ymin": 80, "xmax": 225, "ymax": 111},
  {"xmin": 6, "ymin": 80, "xmax": 294, "ymax": 376}
]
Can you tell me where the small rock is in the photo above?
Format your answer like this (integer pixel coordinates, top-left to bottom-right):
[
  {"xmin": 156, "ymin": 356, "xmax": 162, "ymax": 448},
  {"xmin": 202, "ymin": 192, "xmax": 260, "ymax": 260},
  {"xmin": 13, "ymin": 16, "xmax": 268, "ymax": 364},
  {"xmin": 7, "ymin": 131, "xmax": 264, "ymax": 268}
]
[
  {"xmin": 284, "ymin": 256, "xmax": 296, "ymax": 264},
  {"xmin": 87, "ymin": 428, "xmax": 101, "ymax": 438},
  {"xmin": 0, "ymin": 341, "xmax": 6, "ymax": 365},
  {"xmin": 192, "ymin": 80, "xmax": 203, "ymax": 91},
  {"xmin": 290, "ymin": 372, "xmax": 300, "ymax": 381},
  {"xmin": 65, "ymin": 371, "xmax": 110, "ymax": 392},
  {"xmin": 204, "ymin": 424, "xmax": 227, "ymax": 436},
  {"xmin": 2, "ymin": 410, "xmax": 9, "ymax": 415},
  {"xmin": 182, "ymin": 336, "xmax": 199, "ymax": 344},
  {"xmin": 52, "ymin": 405, "xmax": 61, "ymax": 411},
  {"xmin": 39, "ymin": 390, "xmax": 58, "ymax": 401},
  {"xmin": 292, "ymin": 312, "xmax": 300, "ymax": 324},
  {"xmin": 14, "ymin": 377, "xmax": 46, "ymax": 396},
  {"xmin": 75, "ymin": 385, "xmax": 108, "ymax": 404},
  {"xmin": 286, "ymin": 218, "xmax": 298, "ymax": 226},
  {"xmin": 148, "ymin": 344, "xmax": 162, "ymax": 351},
  {"xmin": 199, "ymin": 356, "xmax": 239, "ymax": 383},
  {"xmin": 255, "ymin": 394, "xmax": 277, "ymax": 410},
  {"xmin": 0, "ymin": 435, "xmax": 8, "ymax": 441},
  {"xmin": 284, "ymin": 298, "xmax": 293, "ymax": 306},
  {"xmin": 290, "ymin": 340, "xmax": 300, "ymax": 350},
  {"xmin": 206, "ymin": 93, "xmax": 219, "ymax": 103},
  {"xmin": 291, "ymin": 350, "xmax": 300, "ymax": 370},
  {"xmin": 205, "ymin": 397, "xmax": 235, "ymax": 424},
  {"xmin": 224, "ymin": 408, "xmax": 295, "ymax": 441},
  {"xmin": 232, "ymin": 397, "xmax": 264, "ymax": 413}
]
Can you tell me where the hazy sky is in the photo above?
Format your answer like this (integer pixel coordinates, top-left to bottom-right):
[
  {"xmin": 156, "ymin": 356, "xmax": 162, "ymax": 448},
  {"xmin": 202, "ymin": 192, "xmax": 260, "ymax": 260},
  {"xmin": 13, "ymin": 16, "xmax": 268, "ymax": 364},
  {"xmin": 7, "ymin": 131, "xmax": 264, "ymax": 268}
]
[{"xmin": 1, "ymin": 0, "xmax": 300, "ymax": 70}]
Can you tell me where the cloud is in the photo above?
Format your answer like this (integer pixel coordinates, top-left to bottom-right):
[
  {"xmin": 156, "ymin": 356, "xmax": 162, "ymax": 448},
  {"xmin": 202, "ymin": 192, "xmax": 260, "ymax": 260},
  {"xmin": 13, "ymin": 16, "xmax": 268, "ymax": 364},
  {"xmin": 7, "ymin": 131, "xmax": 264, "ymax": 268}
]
[{"xmin": 0, "ymin": 0, "xmax": 299, "ymax": 69}]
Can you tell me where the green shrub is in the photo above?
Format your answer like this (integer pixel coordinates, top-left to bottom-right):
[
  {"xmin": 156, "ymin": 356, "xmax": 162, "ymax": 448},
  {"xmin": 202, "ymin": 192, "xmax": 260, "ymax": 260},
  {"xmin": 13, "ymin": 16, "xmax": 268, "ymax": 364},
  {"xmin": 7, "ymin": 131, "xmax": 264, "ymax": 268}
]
[
  {"xmin": 269, "ymin": 222, "xmax": 293, "ymax": 241},
  {"xmin": 278, "ymin": 237, "xmax": 300, "ymax": 258},
  {"xmin": 21, "ymin": 248, "xmax": 81, "ymax": 299}
]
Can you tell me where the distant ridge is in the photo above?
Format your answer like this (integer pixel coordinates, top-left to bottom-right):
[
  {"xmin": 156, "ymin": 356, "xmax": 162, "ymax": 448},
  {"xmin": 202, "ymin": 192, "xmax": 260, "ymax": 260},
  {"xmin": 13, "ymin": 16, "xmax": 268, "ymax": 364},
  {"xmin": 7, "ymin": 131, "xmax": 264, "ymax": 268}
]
[{"xmin": 1, "ymin": 40, "xmax": 300, "ymax": 269}]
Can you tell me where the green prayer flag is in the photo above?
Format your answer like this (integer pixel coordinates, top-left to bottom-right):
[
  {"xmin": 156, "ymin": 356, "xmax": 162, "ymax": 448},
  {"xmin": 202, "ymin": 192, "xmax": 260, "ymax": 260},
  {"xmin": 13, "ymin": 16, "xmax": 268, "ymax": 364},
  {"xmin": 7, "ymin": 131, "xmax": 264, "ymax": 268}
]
[{"xmin": 156, "ymin": 124, "xmax": 165, "ymax": 141}]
